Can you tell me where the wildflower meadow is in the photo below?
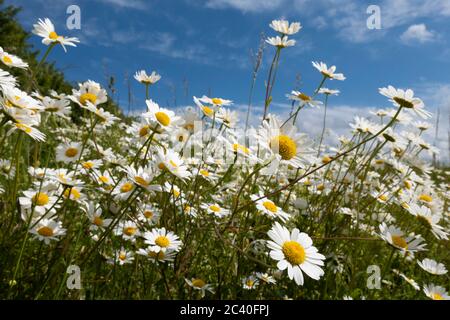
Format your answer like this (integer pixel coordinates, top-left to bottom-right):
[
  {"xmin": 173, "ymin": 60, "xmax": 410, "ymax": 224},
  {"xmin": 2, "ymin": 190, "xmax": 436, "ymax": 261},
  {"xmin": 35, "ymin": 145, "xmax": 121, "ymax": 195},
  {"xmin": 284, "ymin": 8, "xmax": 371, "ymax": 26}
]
[{"xmin": 0, "ymin": 2, "xmax": 449, "ymax": 301}]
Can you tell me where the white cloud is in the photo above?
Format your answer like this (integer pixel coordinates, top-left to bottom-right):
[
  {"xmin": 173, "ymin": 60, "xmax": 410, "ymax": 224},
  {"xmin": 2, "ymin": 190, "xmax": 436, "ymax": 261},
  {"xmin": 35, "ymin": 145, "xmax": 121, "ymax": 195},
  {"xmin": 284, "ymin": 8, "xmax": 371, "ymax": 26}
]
[
  {"xmin": 94, "ymin": 0, "xmax": 148, "ymax": 10},
  {"xmin": 400, "ymin": 24, "xmax": 436, "ymax": 44},
  {"xmin": 205, "ymin": 0, "xmax": 284, "ymax": 12}
]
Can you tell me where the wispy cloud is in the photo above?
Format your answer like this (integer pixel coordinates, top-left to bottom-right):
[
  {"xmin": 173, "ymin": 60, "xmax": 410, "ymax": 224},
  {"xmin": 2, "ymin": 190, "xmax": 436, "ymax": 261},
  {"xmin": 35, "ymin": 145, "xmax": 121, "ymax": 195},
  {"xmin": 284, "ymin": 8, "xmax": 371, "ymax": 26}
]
[
  {"xmin": 94, "ymin": 0, "xmax": 148, "ymax": 10},
  {"xmin": 400, "ymin": 24, "xmax": 437, "ymax": 44}
]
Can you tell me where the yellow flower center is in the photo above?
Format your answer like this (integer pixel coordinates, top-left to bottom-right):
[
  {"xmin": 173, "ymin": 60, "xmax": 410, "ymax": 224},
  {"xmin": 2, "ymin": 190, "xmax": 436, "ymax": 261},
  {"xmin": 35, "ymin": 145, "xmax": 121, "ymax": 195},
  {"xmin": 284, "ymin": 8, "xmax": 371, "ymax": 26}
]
[
  {"xmin": 173, "ymin": 189, "xmax": 180, "ymax": 198},
  {"xmin": 82, "ymin": 161, "xmax": 94, "ymax": 169},
  {"xmin": 200, "ymin": 169, "xmax": 209, "ymax": 177},
  {"xmin": 158, "ymin": 163, "xmax": 166, "ymax": 170},
  {"xmin": 404, "ymin": 180, "xmax": 412, "ymax": 190},
  {"xmin": 93, "ymin": 216, "xmax": 103, "ymax": 226},
  {"xmin": 322, "ymin": 156, "xmax": 332, "ymax": 164},
  {"xmin": 144, "ymin": 210, "xmax": 153, "ymax": 219},
  {"xmin": 211, "ymin": 98, "xmax": 222, "ymax": 105},
  {"xmin": 246, "ymin": 280, "xmax": 255, "ymax": 287},
  {"xmin": 155, "ymin": 111, "xmax": 170, "ymax": 126},
  {"xmin": 64, "ymin": 188, "xmax": 81, "ymax": 200},
  {"xmin": 169, "ymin": 160, "xmax": 178, "ymax": 168},
  {"xmin": 282, "ymin": 241, "xmax": 306, "ymax": 265},
  {"xmin": 32, "ymin": 192, "xmax": 49, "ymax": 206},
  {"xmin": 155, "ymin": 235, "xmax": 170, "ymax": 248},
  {"xmin": 378, "ymin": 194, "xmax": 388, "ymax": 202},
  {"xmin": 2, "ymin": 55, "xmax": 12, "ymax": 64},
  {"xmin": 16, "ymin": 123, "xmax": 32, "ymax": 133},
  {"xmin": 120, "ymin": 182, "xmax": 134, "ymax": 193},
  {"xmin": 270, "ymin": 135, "xmax": 297, "ymax": 160},
  {"xmin": 210, "ymin": 205, "xmax": 221, "ymax": 212},
  {"xmin": 393, "ymin": 97, "xmax": 414, "ymax": 109},
  {"xmin": 134, "ymin": 176, "xmax": 149, "ymax": 187},
  {"xmin": 139, "ymin": 125, "xmax": 149, "ymax": 137},
  {"xmin": 79, "ymin": 93, "xmax": 97, "ymax": 105},
  {"xmin": 418, "ymin": 194, "xmax": 432, "ymax": 203},
  {"xmin": 37, "ymin": 226, "xmax": 54, "ymax": 237},
  {"xmin": 391, "ymin": 235, "xmax": 408, "ymax": 249},
  {"xmin": 65, "ymin": 147, "xmax": 79, "ymax": 158},
  {"xmin": 297, "ymin": 93, "xmax": 311, "ymax": 101},
  {"xmin": 49, "ymin": 31, "xmax": 58, "ymax": 40},
  {"xmin": 233, "ymin": 143, "xmax": 250, "ymax": 154},
  {"xmin": 201, "ymin": 106, "xmax": 214, "ymax": 116},
  {"xmin": 192, "ymin": 278, "xmax": 206, "ymax": 288},
  {"xmin": 99, "ymin": 176, "xmax": 109, "ymax": 184},
  {"xmin": 119, "ymin": 252, "xmax": 127, "ymax": 261},
  {"xmin": 123, "ymin": 226, "xmax": 137, "ymax": 236},
  {"xmin": 148, "ymin": 250, "xmax": 165, "ymax": 260},
  {"xmin": 432, "ymin": 293, "xmax": 443, "ymax": 300},
  {"xmin": 262, "ymin": 201, "xmax": 277, "ymax": 213}
]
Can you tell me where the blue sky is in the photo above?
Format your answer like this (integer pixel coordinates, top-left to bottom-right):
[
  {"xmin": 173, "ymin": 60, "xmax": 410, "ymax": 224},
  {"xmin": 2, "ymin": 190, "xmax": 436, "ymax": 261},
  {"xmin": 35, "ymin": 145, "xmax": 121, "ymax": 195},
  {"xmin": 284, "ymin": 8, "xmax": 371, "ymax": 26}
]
[{"xmin": 9, "ymin": 0, "xmax": 450, "ymax": 112}]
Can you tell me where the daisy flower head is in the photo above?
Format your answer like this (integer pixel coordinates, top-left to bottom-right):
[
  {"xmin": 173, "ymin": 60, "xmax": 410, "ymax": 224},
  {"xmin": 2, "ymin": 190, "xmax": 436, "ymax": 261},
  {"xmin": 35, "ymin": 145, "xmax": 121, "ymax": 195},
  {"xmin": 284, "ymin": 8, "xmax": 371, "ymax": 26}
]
[
  {"xmin": 19, "ymin": 187, "xmax": 58, "ymax": 215},
  {"xmin": 393, "ymin": 270, "xmax": 420, "ymax": 291},
  {"xmin": 423, "ymin": 284, "xmax": 449, "ymax": 300},
  {"xmin": 185, "ymin": 278, "xmax": 215, "ymax": 297},
  {"xmin": 138, "ymin": 204, "xmax": 161, "ymax": 225},
  {"xmin": 136, "ymin": 246, "xmax": 176, "ymax": 263},
  {"xmin": 32, "ymin": 18, "xmax": 79, "ymax": 52},
  {"xmin": 125, "ymin": 165, "xmax": 161, "ymax": 192},
  {"xmin": 256, "ymin": 272, "xmax": 277, "ymax": 284},
  {"xmin": 242, "ymin": 275, "xmax": 259, "ymax": 290},
  {"xmin": 379, "ymin": 86, "xmax": 431, "ymax": 119},
  {"xmin": 267, "ymin": 222, "xmax": 325, "ymax": 285},
  {"xmin": 266, "ymin": 35, "xmax": 295, "ymax": 48},
  {"xmin": 417, "ymin": 258, "xmax": 447, "ymax": 275},
  {"xmin": 216, "ymin": 107, "xmax": 238, "ymax": 128},
  {"xmin": 30, "ymin": 218, "xmax": 66, "ymax": 244},
  {"xmin": 42, "ymin": 96, "xmax": 71, "ymax": 119},
  {"xmin": 56, "ymin": 142, "xmax": 82, "ymax": 163},
  {"xmin": 198, "ymin": 95, "xmax": 233, "ymax": 108},
  {"xmin": 109, "ymin": 248, "xmax": 134, "ymax": 265},
  {"xmin": 378, "ymin": 222, "xmax": 427, "ymax": 252},
  {"xmin": 70, "ymin": 80, "xmax": 107, "ymax": 108},
  {"xmin": 112, "ymin": 179, "xmax": 136, "ymax": 201},
  {"xmin": 144, "ymin": 227, "xmax": 182, "ymax": 253},
  {"xmin": 8, "ymin": 122, "xmax": 46, "ymax": 142},
  {"xmin": 259, "ymin": 115, "xmax": 315, "ymax": 170},
  {"xmin": 287, "ymin": 90, "xmax": 323, "ymax": 108},
  {"xmin": 201, "ymin": 203, "xmax": 230, "ymax": 218},
  {"xmin": 154, "ymin": 147, "xmax": 191, "ymax": 180},
  {"xmin": 114, "ymin": 220, "xmax": 140, "ymax": 242},
  {"xmin": 269, "ymin": 19, "xmax": 302, "ymax": 35},
  {"xmin": 143, "ymin": 99, "xmax": 181, "ymax": 130},
  {"xmin": 251, "ymin": 193, "xmax": 290, "ymax": 222},
  {"xmin": 82, "ymin": 201, "xmax": 112, "ymax": 231},
  {"xmin": 407, "ymin": 204, "xmax": 448, "ymax": 240},
  {"xmin": 319, "ymin": 88, "xmax": 340, "ymax": 96},
  {"xmin": 134, "ymin": 70, "xmax": 161, "ymax": 85},
  {"xmin": 312, "ymin": 61, "xmax": 346, "ymax": 81},
  {"xmin": 0, "ymin": 47, "xmax": 28, "ymax": 69},
  {"xmin": 193, "ymin": 96, "xmax": 216, "ymax": 118}
]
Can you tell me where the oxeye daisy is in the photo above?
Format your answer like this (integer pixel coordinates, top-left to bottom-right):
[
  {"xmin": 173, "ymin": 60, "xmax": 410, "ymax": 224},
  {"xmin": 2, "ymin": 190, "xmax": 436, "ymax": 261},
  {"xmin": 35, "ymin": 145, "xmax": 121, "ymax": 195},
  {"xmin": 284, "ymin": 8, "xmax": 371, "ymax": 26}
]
[
  {"xmin": 0, "ymin": 47, "xmax": 28, "ymax": 69},
  {"xmin": 417, "ymin": 258, "xmax": 447, "ymax": 275},
  {"xmin": 163, "ymin": 182, "xmax": 182, "ymax": 199},
  {"xmin": 379, "ymin": 86, "xmax": 431, "ymax": 119},
  {"xmin": 56, "ymin": 142, "xmax": 82, "ymax": 163},
  {"xmin": 267, "ymin": 222, "xmax": 325, "ymax": 285},
  {"xmin": 287, "ymin": 90, "xmax": 322, "ymax": 108},
  {"xmin": 112, "ymin": 179, "xmax": 136, "ymax": 201},
  {"xmin": 269, "ymin": 19, "xmax": 302, "ymax": 35},
  {"xmin": 124, "ymin": 166, "xmax": 161, "ymax": 192},
  {"xmin": 81, "ymin": 159, "xmax": 102, "ymax": 172},
  {"xmin": 423, "ymin": 284, "xmax": 449, "ymax": 300},
  {"xmin": 63, "ymin": 186, "xmax": 84, "ymax": 202},
  {"xmin": 378, "ymin": 222, "xmax": 427, "ymax": 252},
  {"xmin": 182, "ymin": 204, "xmax": 198, "ymax": 218},
  {"xmin": 192, "ymin": 167, "xmax": 217, "ymax": 182},
  {"xmin": 259, "ymin": 115, "xmax": 315, "ymax": 170},
  {"xmin": 407, "ymin": 204, "xmax": 448, "ymax": 240},
  {"xmin": 216, "ymin": 108, "xmax": 238, "ymax": 128},
  {"xmin": 138, "ymin": 204, "xmax": 160, "ymax": 224},
  {"xmin": 242, "ymin": 275, "xmax": 259, "ymax": 290},
  {"xmin": 42, "ymin": 96, "xmax": 71, "ymax": 119},
  {"xmin": 144, "ymin": 227, "xmax": 182, "ymax": 253},
  {"xmin": 256, "ymin": 272, "xmax": 277, "ymax": 284},
  {"xmin": 318, "ymin": 88, "xmax": 340, "ymax": 96},
  {"xmin": 185, "ymin": 278, "xmax": 215, "ymax": 297},
  {"xmin": 136, "ymin": 247, "xmax": 176, "ymax": 263},
  {"xmin": 312, "ymin": 61, "xmax": 346, "ymax": 81},
  {"xmin": 194, "ymin": 96, "xmax": 216, "ymax": 118},
  {"xmin": 19, "ymin": 187, "xmax": 58, "ymax": 215},
  {"xmin": 30, "ymin": 218, "xmax": 66, "ymax": 244},
  {"xmin": 82, "ymin": 201, "xmax": 112, "ymax": 231},
  {"xmin": 108, "ymin": 248, "xmax": 134, "ymax": 266},
  {"xmin": 8, "ymin": 122, "xmax": 46, "ymax": 142},
  {"xmin": 393, "ymin": 270, "xmax": 420, "ymax": 291},
  {"xmin": 134, "ymin": 70, "xmax": 161, "ymax": 85},
  {"xmin": 32, "ymin": 18, "xmax": 79, "ymax": 52},
  {"xmin": 198, "ymin": 95, "xmax": 233, "ymax": 107},
  {"xmin": 154, "ymin": 147, "xmax": 191, "ymax": 180},
  {"xmin": 201, "ymin": 203, "xmax": 230, "ymax": 218},
  {"xmin": 69, "ymin": 80, "xmax": 107, "ymax": 108},
  {"xmin": 143, "ymin": 99, "xmax": 181, "ymax": 130},
  {"xmin": 114, "ymin": 220, "xmax": 140, "ymax": 242},
  {"xmin": 266, "ymin": 35, "xmax": 295, "ymax": 48},
  {"xmin": 251, "ymin": 193, "xmax": 290, "ymax": 222}
]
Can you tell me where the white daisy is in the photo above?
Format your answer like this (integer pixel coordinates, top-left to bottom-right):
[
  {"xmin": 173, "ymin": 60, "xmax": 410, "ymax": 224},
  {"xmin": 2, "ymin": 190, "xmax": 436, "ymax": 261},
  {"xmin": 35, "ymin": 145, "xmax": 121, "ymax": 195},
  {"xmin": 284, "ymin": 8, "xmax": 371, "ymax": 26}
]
[
  {"xmin": 266, "ymin": 36, "xmax": 295, "ymax": 48},
  {"xmin": 134, "ymin": 70, "xmax": 161, "ymax": 85},
  {"xmin": 0, "ymin": 47, "xmax": 28, "ymax": 69},
  {"xmin": 269, "ymin": 20, "xmax": 302, "ymax": 35},
  {"xmin": 312, "ymin": 61, "xmax": 346, "ymax": 81},
  {"xmin": 32, "ymin": 18, "xmax": 79, "ymax": 52},
  {"xmin": 379, "ymin": 86, "xmax": 431, "ymax": 119},
  {"xmin": 56, "ymin": 142, "xmax": 82, "ymax": 163},
  {"xmin": 29, "ymin": 218, "xmax": 66, "ymax": 244},
  {"xmin": 423, "ymin": 284, "xmax": 450, "ymax": 300},
  {"xmin": 185, "ymin": 278, "xmax": 215, "ymax": 297},
  {"xmin": 267, "ymin": 222, "xmax": 326, "ymax": 285},
  {"xmin": 144, "ymin": 227, "xmax": 182, "ymax": 253},
  {"xmin": 417, "ymin": 258, "xmax": 447, "ymax": 275},
  {"xmin": 251, "ymin": 193, "xmax": 290, "ymax": 222},
  {"xmin": 287, "ymin": 90, "xmax": 323, "ymax": 108},
  {"xmin": 378, "ymin": 222, "xmax": 427, "ymax": 252}
]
